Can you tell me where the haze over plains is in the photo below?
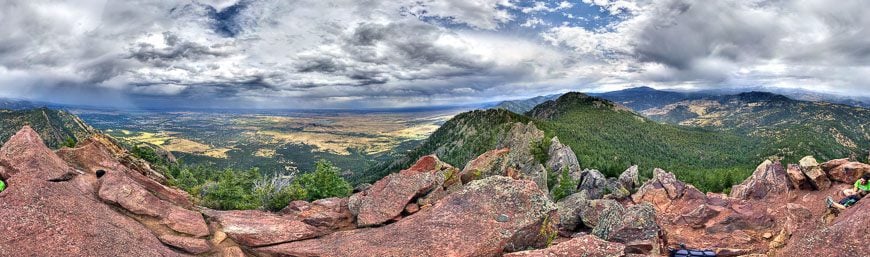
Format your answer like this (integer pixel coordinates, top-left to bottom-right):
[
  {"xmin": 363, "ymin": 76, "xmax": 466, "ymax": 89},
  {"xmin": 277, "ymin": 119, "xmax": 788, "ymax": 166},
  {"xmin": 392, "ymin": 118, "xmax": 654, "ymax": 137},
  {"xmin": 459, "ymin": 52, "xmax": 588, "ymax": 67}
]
[{"xmin": 2, "ymin": 0, "xmax": 869, "ymax": 108}]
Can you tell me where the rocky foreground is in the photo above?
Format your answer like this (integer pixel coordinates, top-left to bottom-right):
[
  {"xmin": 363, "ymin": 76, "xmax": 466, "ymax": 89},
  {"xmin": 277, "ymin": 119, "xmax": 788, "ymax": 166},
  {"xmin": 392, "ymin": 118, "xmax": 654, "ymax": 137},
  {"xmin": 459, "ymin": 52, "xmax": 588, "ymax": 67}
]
[{"xmin": 1, "ymin": 125, "xmax": 869, "ymax": 256}]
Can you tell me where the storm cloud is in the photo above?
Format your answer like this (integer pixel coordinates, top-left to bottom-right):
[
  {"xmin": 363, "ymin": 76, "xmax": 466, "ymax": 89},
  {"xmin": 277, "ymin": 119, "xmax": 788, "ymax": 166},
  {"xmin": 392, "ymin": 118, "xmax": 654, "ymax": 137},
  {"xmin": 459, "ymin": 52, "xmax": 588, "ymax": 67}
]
[{"xmin": 0, "ymin": 0, "xmax": 868, "ymax": 108}]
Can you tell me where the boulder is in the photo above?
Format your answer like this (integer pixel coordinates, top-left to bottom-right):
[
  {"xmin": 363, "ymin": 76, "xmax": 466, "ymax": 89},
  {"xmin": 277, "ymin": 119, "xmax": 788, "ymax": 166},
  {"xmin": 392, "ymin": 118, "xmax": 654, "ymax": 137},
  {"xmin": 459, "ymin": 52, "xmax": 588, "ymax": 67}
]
[
  {"xmin": 705, "ymin": 202, "xmax": 775, "ymax": 234},
  {"xmin": 157, "ymin": 234, "xmax": 211, "ymax": 254},
  {"xmin": 555, "ymin": 191, "xmax": 588, "ymax": 231},
  {"xmin": 780, "ymin": 198, "xmax": 870, "ymax": 256},
  {"xmin": 819, "ymin": 158, "xmax": 850, "ymax": 172},
  {"xmin": 577, "ymin": 169, "xmax": 608, "ymax": 199},
  {"xmin": 592, "ymin": 203, "xmax": 663, "ymax": 255},
  {"xmin": 281, "ymin": 197, "xmax": 354, "ymax": 230},
  {"xmin": 827, "ymin": 162, "xmax": 870, "ymax": 183},
  {"xmin": 632, "ymin": 168, "xmax": 707, "ymax": 220},
  {"xmin": 799, "ymin": 156, "xmax": 831, "ymax": 190},
  {"xmin": 98, "ymin": 170, "xmax": 208, "ymax": 237},
  {"xmin": 350, "ymin": 155, "xmax": 448, "ymax": 226},
  {"xmin": 730, "ymin": 160, "xmax": 789, "ymax": 200},
  {"xmin": 786, "ymin": 164, "xmax": 812, "ymax": 190},
  {"xmin": 460, "ymin": 148, "xmax": 512, "ymax": 183},
  {"xmin": 218, "ymin": 246, "xmax": 246, "ymax": 257},
  {"xmin": 618, "ymin": 165, "xmax": 640, "ymax": 191},
  {"xmin": 163, "ymin": 206, "xmax": 211, "ymax": 237},
  {"xmin": 0, "ymin": 126, "xmax": 181, "ymax": 256},
  {"xmin": 57, "ymin": 136, "xmax": 193, "ymax": 207},
  {"xmin": 546, "ymin": 137, "xmax": 582, "ymax": 181},
  {"xmin": 579, "ymin": 199, "xmax": 622, "ymax": 230},
  {"xmin": 256, "ymin": 176, "xmax": 557, "ymax": 257},
  {"xmin": 503, "ymin": 235, "xmax": 626, "ymax": 257},
  {"xmin": 672, "ymin": 204, "xmax": 720, "ymax": 228},
  {"xmin": 207, "ymin": 210, "xmax": 325, "ymax": 247}
]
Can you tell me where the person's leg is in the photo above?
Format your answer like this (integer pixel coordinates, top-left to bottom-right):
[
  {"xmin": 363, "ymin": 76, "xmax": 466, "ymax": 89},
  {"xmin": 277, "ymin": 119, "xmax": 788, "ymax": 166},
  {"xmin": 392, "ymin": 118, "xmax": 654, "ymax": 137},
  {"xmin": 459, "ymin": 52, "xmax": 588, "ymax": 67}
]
[
  {"xmin": 828, "ymin": 196, "xmax": 847, "ymax": 210},
  {"xmin": 843, "ymin": 189, "xmax": 857, "ymax": 197}
]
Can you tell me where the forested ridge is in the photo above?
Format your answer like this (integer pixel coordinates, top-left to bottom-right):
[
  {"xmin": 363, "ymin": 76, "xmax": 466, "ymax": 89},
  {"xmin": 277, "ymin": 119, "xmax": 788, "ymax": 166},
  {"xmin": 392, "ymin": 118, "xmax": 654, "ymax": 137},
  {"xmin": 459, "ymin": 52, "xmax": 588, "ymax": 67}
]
[{"xmin": 373, "ymin": 92, "xmax": 870, "ymax": 193}]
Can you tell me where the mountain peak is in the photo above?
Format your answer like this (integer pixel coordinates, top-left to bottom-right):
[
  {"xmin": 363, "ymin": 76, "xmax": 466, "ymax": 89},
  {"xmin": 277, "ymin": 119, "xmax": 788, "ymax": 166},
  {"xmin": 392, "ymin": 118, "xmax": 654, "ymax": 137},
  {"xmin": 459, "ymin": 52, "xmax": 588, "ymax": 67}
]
[
  {"xmin": 733, "ymin": 91, "xmax": 791, "ymax": 102},
  {"xmin": 527, "ymin": 92, "xmax": 629, "ymax": 119}
]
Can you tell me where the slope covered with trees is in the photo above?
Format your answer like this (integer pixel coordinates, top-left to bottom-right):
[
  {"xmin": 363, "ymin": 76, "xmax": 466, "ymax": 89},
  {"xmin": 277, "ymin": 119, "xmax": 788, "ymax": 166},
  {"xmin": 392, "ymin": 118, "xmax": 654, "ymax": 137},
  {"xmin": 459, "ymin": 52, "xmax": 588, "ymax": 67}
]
[
  {"xmin": 362, "ymin": 109, "xmax": 531, "ymax": 183},
  {"xmin": 0, "ymin": 107, "xmax": 95, "ymax": 148},
  {"xmin": 375, "ymin": 92, "xmax": 870, "ymax": 193},
  {"xmin": 645, "ymin": 92, "xmax": 870, "ymax": 164}
]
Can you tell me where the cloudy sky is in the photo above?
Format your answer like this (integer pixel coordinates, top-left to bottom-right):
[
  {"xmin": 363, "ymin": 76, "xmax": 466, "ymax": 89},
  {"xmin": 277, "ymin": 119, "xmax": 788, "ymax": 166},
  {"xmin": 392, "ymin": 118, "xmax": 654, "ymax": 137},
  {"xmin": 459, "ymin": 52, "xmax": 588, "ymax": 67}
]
[{"xmin": 1, "ymin": 0, "xmax": 869, "ymax": 109}]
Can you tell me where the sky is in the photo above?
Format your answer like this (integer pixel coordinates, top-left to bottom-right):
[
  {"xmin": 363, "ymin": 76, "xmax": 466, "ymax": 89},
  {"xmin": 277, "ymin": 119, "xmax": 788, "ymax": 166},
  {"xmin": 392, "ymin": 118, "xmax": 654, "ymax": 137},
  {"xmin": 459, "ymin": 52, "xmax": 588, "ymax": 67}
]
[{"xmin": 1, "ymin": 0, "xmax": 869, "ymax": 109}]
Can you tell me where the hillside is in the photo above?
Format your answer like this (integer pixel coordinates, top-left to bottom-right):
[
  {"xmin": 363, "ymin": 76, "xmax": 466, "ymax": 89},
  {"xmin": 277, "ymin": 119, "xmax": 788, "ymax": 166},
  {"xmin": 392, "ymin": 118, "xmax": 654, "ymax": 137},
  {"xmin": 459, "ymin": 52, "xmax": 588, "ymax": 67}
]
[
  {"xmin": 493, "ymin": 94, "xmax": 560, "ymax": 114},
  {"xmin": 0, "ymin": 107, "xmax": 96, "ymax": 148},
  {"xmin": 361, "ymin": 109, "xmax": 531, "ymax": 183},
  {"xmin": 645, "ymin": 92, "xmax": 870, "ymax": 163},
  {"xmin": 528, "ymin": 92, "xmax": 762, "ymax": 191}
]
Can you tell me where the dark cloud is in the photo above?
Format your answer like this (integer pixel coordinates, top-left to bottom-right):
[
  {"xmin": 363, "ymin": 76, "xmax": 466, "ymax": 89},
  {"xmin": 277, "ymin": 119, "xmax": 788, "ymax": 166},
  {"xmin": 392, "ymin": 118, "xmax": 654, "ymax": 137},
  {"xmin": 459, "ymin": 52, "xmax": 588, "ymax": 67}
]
[
  {"xmin": 1, "ymin": 0, "xmax": 869, "ymax": 109},
  {"xmin": 128, "ymin": 32, "xmax": 231, "ymax": 64}
]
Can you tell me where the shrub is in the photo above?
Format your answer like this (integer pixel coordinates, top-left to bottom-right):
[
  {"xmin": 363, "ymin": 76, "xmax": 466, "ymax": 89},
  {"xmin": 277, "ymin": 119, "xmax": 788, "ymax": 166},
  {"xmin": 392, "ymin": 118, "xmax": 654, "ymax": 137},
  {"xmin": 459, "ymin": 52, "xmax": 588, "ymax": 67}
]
[
  {"xmin": 294, "ymin": 160, "xmax": 353, "ymax": 201},
  {"xmin": 551, "ymin": 167, "xmax": 578, "ymax": 201}
]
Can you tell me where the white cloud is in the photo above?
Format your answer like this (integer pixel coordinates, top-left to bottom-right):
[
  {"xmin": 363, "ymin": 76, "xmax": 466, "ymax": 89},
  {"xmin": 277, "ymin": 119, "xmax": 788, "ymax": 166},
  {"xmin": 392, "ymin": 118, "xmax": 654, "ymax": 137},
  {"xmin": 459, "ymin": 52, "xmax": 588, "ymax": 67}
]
[{"xmin": 0, "ymin": 0, "xmax": 869, "ymax": 108}]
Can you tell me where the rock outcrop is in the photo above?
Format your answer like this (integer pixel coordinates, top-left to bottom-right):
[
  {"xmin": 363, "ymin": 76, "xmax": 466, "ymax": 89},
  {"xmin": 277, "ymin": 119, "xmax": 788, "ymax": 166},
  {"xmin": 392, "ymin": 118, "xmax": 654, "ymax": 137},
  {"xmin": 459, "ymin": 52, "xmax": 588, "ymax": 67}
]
[
  {"xmin": 798, "ymin": 156, "xmax": 831, "ymax": 190},
  {"xmin": 257, "ymin": 176, "xmax": 557, "ymax": 257},
  {"xmin": 618, "ymin": 165, "xmax": 640, "ymax": 191},
  {"xmin": 503, "ymin": 235, "xmax": 626, "ymax": 257},
  {"xmin": 349, "ymin": 155, "xmax": 457, "ymax": 226},
  {"xmin": 593, "ymin": 203, "xmax": 664, "ymax": 255},
  {"xmin": 780, "ymin": 199, "xmax": 870, "ymax": 256},
  {"xmin": 206, "ymin": 210, "xmax": 325, "ymax": 247},
  {"xmin": 577, "ymin": 168, "xmax": 609, "ymax": 199},
  {"xmin": 460, "ymin": 148, "xmax": 514, "ymax": 183},
  {"xmin": 497, "ymin": 122, "xmax": 549, "ymax": 192},
  {"xmin": 632, "ymin": 168, "xmax": 707, "ymax": 219},
  {"xmin": 0, "ymin": 127, "xmax": 184, "ymax": 256},
  {"xmin": 786, "ymin": 164, "xmax": 812, "ymax": 190},
  {"xmin": 826, "ymin": 161, "xmax": 870, "ymax": 183},
  {"xmin": 731, "ymin": 160, "xmax": 790, "ymax": 200},
  {"xmin": 555, "ymin": 191, "xmax": 589, "ymax": 232},
  {"xmin": 546, "ymin": 136, "xmax": 582, "ymax": 181}
]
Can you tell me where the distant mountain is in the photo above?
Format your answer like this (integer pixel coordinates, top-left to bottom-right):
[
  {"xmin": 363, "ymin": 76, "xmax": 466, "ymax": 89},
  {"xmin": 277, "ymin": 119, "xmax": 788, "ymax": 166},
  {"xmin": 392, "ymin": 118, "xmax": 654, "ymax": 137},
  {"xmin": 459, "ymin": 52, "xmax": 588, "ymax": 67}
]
[
  {"xmin": 0, "ymin": 108, "xmax": 96, "ymax": 148},
  {"xmin": 645, "ymin": 92, "xmax": 870, "ymax": 161},
  {"xmin": 0, "ymin": 98, "xmax": 38, "ymax": 110},
  {"xmin": 492, "ymin": 94, "xmax": 560, "ymax": 114},
  {"xmin": 588, "ymin": 86, "xmax": 708, "ymax": 112}
]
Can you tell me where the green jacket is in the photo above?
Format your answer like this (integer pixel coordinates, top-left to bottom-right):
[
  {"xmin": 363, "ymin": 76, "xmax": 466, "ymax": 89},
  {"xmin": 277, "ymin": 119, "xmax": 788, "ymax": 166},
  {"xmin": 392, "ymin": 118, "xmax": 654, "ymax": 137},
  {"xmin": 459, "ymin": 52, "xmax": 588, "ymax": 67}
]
[{"xmin": 0, "ymin": 180, "xmax": 5, "ymax": 192}]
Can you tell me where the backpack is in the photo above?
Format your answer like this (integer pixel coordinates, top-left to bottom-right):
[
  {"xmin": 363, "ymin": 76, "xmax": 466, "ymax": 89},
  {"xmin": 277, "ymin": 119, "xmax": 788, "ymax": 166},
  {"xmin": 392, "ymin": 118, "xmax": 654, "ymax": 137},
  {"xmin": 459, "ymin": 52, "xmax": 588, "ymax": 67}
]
[{"xmin": 669, "ymin": 244, "xmax": 716, "ymax": 257}]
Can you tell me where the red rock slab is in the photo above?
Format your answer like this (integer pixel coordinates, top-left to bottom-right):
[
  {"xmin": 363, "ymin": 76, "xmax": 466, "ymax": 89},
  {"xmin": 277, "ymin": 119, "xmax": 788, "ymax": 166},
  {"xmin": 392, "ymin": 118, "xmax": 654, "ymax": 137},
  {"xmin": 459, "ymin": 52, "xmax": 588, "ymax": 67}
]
[
  {"xmin": 0, "ymin": 126, "xmax": 182, "ymax": 256},
  {"xmin": 256, "ymin": 176, "xmax": 557, "ymax": 257},
  {"xmin": 504, "ymin": 235, "xmax": 626, "ymax": 257},
  {"xmin": 207, "ymin": 210, "xmax": 325, "ymax": 247},
  {"xmin": 158, "ymin": 234, "xmax": 212, "ymax": 254}
]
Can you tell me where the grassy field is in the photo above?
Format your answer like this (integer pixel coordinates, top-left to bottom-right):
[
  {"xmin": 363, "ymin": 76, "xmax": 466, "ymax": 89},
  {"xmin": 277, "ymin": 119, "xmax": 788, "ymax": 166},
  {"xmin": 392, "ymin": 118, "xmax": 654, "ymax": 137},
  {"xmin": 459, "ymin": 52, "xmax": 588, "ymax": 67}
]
[{"xmin": 77, "ymin": 109, "xmax": 462, "ymax": 183}]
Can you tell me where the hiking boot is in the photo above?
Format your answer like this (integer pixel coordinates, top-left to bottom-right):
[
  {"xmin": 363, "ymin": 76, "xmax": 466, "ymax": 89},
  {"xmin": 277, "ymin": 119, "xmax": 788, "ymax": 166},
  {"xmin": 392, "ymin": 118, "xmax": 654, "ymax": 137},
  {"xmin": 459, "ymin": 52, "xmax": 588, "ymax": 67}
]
[{"xmin": 826, "ymin": 196, "xmax": 835, "ymax": 208}]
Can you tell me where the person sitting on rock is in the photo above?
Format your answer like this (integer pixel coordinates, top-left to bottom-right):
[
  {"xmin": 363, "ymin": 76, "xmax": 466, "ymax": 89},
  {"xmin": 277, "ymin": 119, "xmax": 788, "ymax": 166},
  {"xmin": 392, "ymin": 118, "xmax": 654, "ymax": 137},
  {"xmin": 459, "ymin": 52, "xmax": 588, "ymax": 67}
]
[{"xmin": 826, "ymin": 173, "xmax": 870, "ymax": 210}]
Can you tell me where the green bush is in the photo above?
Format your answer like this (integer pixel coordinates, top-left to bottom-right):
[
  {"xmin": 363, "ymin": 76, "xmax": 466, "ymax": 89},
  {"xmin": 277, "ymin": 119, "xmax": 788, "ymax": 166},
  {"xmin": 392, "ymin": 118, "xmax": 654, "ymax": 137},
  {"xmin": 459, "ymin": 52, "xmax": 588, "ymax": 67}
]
[
  {"xmin": 62, "ymin": 136, "xmax": 77, "ymax": 148},
  {"xmin": 294, "ymin": 160, "xmax": 353, "ymax": 201},
  {"xmin": 200, "ymin": 168, "xmax": 261, "ymax": 210},
  {"xmin": 551, "ymin": 167, "xmax": 578, "ymax": 201},
  {"xmin": 163, "ymin": 159, "xmax": 352, "ymax": 211}
]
